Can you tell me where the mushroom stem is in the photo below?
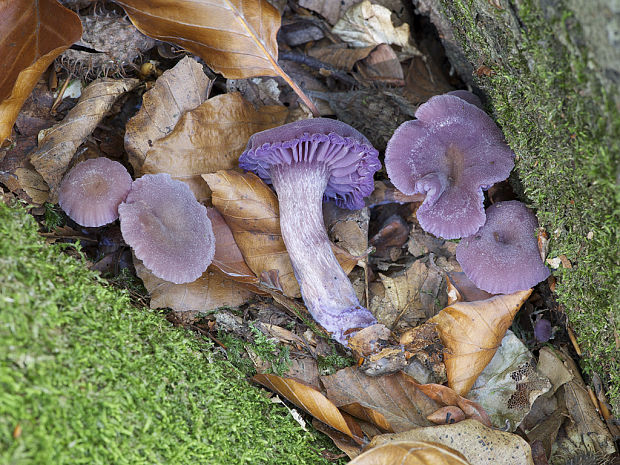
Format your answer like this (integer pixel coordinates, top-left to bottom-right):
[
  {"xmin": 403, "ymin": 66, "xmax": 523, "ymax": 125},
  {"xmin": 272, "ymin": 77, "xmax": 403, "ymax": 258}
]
[{"xmin": 271, "ymin": 162, "xmax": 377, "ymax": 344}]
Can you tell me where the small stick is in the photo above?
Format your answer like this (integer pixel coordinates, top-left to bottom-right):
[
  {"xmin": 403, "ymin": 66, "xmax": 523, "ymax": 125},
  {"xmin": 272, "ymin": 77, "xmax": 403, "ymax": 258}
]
[
  {"xmin": 567, "ymin": 326, "xmax": 582, "ymax": 356},
  {"xmin": 279, "ymin": 51, "xmax": 358, "ymax": 86},
  {"xmin": 50, "ymin": 75, "xmax": 72, "ymax": 114}
]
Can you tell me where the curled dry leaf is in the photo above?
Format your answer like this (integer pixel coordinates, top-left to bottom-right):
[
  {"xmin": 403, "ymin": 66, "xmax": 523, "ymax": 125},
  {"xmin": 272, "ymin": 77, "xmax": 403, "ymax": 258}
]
[
  {"xmin": 125, "ymin": 57, "xmax": 211, "ymax": 174},
  {"xmin": 405, "ymin": 379, "xmax": 491, "ymax": 427},
  {"xmin": 206, "ymin": 207, "xmax": 262, "ymax": 292},
  {"xmin": 204, "ymin": 170, "xmax": 358, "ymax": 298},
  {"xmin": 428, "ymin": 290, "xmax": 531, "ymax": 396},
  {"xmin": 332, "ymin": 1, "xmax": 419, "ymax": 56},
  {"xmin": 204, "ymin": 170, "xmax": 299, "ymax": 297},
  {"xmin": 0, "ymin": 0, "xmax": 82, "ymax": 143},
  {"xmin": 369, "ymin": 420, "xmax": 534, "ymax": 465},
  {"xmin": 349, "ymin": 440, "xmax": 470, "ymax": 465},
  {"xmin": 253, "ymin": 373, "xmax": 364, "ymax": 443},
  {"xmin": 30, "ymin": 78, "xmax": 138, "ymax": 201},
  {"xmin": 321, "ymin": 367, "xmax": 439, "ymax": 433},
  {"xmin": 134, "ymin": 256, "xmax": 252, "ymax": 313},
  {"xmin": 142, "ymin": 92, "xmax": 288, "ymax": 202},
  {"xmin": 116, "ymin": 0, "xmax": 318, "ymax": 113}
]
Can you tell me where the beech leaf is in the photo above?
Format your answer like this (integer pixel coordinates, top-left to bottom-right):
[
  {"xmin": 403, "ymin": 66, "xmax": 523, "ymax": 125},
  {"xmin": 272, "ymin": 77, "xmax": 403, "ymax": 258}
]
[
  {"xmin": 116, "ymin": 0, "xmax": 318, "ymax": 113},
  {"xmin": 0, "ymin": 0, "xmax": 82, "ymax": 143},
  {"xmin": 320, "ymin": 367, "xmax": 439, "ymax": 432},
  {"xmin": 348, "ymin": 441, "xmax": 470, "ymax": 465},
  {"xmin": 142, "ymin": 93, "xmax": 288, "ymax": 202},
  {"xmin": 125, "ymin": 57, "xmax": 212, "ymax": 174},
  {"xmin": 253, "ymin": 373, "xmax": 364, "ymax": 443},
  {"xmin": 30, "ymin": 78, "xmax": 139, "ymax": 201},
  {"xmin": 134, "ymin": 257, "xmax": 252, "ymax": 313},
  {"xmin": 428, "ymin": 290, "xmax": 532, "ymax": 396}
]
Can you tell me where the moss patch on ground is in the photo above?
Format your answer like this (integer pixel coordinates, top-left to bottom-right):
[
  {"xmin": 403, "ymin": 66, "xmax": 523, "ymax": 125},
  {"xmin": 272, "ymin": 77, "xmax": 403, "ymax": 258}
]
[
  {"xmin": 439, "ymin": 0, "xmax": 619, "ymax": 411},
  {"xmin": 0, "ymin": 201, "xmax": 332, "ymax": 464}
]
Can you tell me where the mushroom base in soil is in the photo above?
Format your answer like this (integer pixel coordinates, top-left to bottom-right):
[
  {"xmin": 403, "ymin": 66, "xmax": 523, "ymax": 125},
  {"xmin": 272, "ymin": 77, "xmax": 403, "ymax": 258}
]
[{"xmin": 271, "ymin": 162, "xmax": 377, "ymax": 344}]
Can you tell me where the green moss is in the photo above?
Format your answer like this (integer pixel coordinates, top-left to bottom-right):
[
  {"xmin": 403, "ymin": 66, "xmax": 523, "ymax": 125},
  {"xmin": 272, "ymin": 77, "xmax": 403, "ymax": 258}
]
[
  {"xmin": 440, "ymin": 0, "xmax": 619, "ymax": 411},
  {"xmin": 0, "ymin": 201, "xmax": 332, "ymax": 464}
]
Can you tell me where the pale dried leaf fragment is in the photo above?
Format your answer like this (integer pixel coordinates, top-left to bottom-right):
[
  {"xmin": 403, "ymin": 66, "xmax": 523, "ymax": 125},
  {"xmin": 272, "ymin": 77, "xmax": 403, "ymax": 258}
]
[
  {"xmin": 369, "ymin": 420, "xmax": 534, "ymax": 465},
  {"xmin": 0, "ymin": 0, "xmax": 82, "ymax": 143},
  {"xmin": 142, "ymin": 93, "xmax": 288, "ymax": 202},
  {"xmin": 125, "ymin": 57, "xmax": 211, "ymax": 174},
  {"xmin": 466, "ymin": 333, "xmax": 551, "ymax": 431},
  {"xmin": 30, "ymin": 78, "xmax": 138, "ymax": 201},
  {"xmin": 135, "ymin": 257, "xmax": 252, "ymax": 313},
  {"xmin": 321, "ymin": 367, "xmax": 439, "ymax": 432},
  {"xmin": 428, "ymin": 290, "xmax": 531, "ymax": 396},
  {"xmin": 349, "ymin": 440, "xmax": 470, "ymax": 465},
  {"xmin": 332, "ymin": 1, "xmax": 419, "ymax": 56}
]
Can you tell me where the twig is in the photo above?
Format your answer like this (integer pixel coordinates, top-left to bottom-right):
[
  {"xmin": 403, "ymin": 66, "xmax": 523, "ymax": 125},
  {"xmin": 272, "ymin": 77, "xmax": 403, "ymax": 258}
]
[{"xmin": 279, "ymin": 51, "xmax": 358, "ymax": 86}]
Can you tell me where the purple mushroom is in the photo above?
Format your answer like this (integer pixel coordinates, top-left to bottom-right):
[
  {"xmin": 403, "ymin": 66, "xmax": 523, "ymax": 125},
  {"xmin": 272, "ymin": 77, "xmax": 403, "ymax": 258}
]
[
  {"xmin": 534, "ymin": 317, "xmax": 552, "ymax": 343},
  {"xmin": 385, "ymin": 93, "xmax": 515, "ymax": 239},
  {"xmin": 447, "ymin": 90, "xmax": 483, "ymax": 109},
  {"xmin": 456, "ymin": 200, "xmax": 551, "ymax": 294},
  {"xmin": 239, "ymin": 118, "xmax": 381, "ymax": 345},
  {"xmin": 58, "ymin": 157, "xmax": 132, "ymax": 227},
  {"xmin": 118, "ymin": 173, "xmax": 215, "ymax": 284}
]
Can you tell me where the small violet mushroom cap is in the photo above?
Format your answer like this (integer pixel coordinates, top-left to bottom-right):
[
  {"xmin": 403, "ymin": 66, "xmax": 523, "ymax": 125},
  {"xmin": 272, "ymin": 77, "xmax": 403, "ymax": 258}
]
[
  {"xmin": 58, "ymin": 157, "xmax": 132, "ymax": 227},
  {"xmin": 385, "ymin": 93, "xmax": 515, "ymax": 239},
  {"xmin": 239, "ymin": 118, "xmax": 381, "ymax": 210},
  {"xmin": 456, "ymin": 200, "xmax": 551, "ymax": 294},
  {"xmin": 118, "ymin": 173, "xmax": 215, "ymax": 284}
]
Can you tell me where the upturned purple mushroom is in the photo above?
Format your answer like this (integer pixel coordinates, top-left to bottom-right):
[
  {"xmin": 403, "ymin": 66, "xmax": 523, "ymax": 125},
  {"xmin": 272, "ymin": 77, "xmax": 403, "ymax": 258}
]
[
  {"xmin": 456, "ymin": 200, "xmax": 551, "ymax": 294},
  {"xmin": 118, "ymin": 173, "xmax": 215, "ymax": 284},
  {"xmin": 58, "ymin": 157, "xmax": 132, "ymax": 227},
  {"xmin": 239, "ymin": 118, "xmax": 381, "ymax": 345},
  {"xmin": 385, "ymin": 93, "xmax": 515, "ymax": 239}
]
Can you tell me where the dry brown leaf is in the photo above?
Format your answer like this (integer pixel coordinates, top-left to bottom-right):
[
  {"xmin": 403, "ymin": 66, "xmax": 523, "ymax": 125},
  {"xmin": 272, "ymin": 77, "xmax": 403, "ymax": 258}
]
[
  {"xmin": 308, "ymin": 44, "xmax": 377, "ymax": 72},
  {"xmin": 311, "ymin": 418, "xmax": 362, "ymax": 459},
  {"xmin": 427, "ymin": 406, "xmax": 467, "ymax": 425},
  {"xmin": 406, "ymin": 380, "xmax": 491, "ymax": 426},
  {"xmin": 125, "ymin": 57, "xmax": 211, "ymax": 174},
  {"xmin": 358, "ymin": 44, "xmax": 404, "ymax": 82},
  {"xmin": 30, "ymin": 78, "xmax": 138, "ymax": 201},
  {"xmin": 297, "ymin": 0, "xmax": 359, "ymax": 25},
  {"xmin": 204, "ymin": 170, "xmax": 300, "ymax": 297},
  {"xmin": 321, "ymin": 367, "xmax": 439, "ymax": 432},
  {"xmin": 332, "ymin": 1, "xmax": 419, "ymax": 56},
  {"xmin": 253, "ymin": 373, "xmax": 364, "ymax": 443},
  {"xmin": 428, "ymin": 290, "xmax": 532, "ymax": 396},
  {"xmin": 135, "ymin": 257, "xmax": 252, "ymax": 313},
  {"xmin": 207, "ymin": 207, "xmax": 261, "ymax": 290},
  {"xmin": 142, "ymin": 93, "xmax": 288, "ymax": 202},
  {"xmin": 349, "ymin": 440, "xmax": 470, "ymax": 465},
  {"xmin": 0, "ymin": 1, "xmax": 82, "ymax": 143},
  {"xmin": 204, "ymin": 170, "xmax": 358, "ymax": 297},
  {"xmin": 377, "ymin": 258, "xmax": 446, "ymax": 330},
  {"xmin": 116, "ymin": 0, "xmax": 318, "ymax": 113},
  {"xmin": 369, "ymin": 420, "xmax": 534, "ymax": 465}
]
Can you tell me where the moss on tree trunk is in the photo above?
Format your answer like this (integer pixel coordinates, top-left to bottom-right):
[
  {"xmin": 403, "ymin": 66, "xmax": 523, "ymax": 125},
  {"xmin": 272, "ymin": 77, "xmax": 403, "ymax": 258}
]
[{"xmin": 423, "ymin": 0, "xmax": 619, "ymax": 412}]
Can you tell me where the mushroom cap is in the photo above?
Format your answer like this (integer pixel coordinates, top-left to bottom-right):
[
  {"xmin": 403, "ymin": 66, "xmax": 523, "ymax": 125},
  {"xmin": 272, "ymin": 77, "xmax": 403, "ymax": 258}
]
[
  {"xmin": 58, "ymin": 157, "xmax": 132, "ymax": 227},
  {"xmin": 385, "ymin": 94, "xmax": 515, "ymax": 238},
  {"xmin": 455, "ymin": 201, "xmax": 551, "ymax": 294},
  {"xmin": 238, "ymin": 118, "xmax": 381, "ymax": 210},
  {"xmin": 447, "ymin": 90, "xmax": 483, "ymax": 109},
  {"xmin": 118, "ymin": 173, "xmax": 215, "ymax": 284}
]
